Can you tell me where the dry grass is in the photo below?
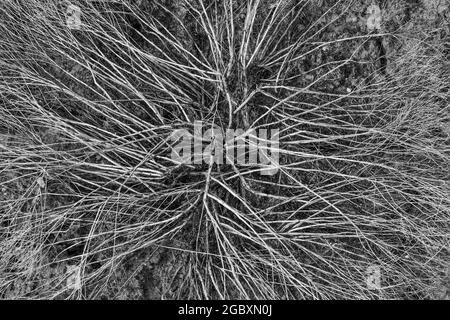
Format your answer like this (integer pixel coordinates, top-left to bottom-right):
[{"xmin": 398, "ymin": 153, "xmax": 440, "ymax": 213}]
[{"xmin": 0, "ymin": 0, "xmax": 449, "ymax": 299}]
